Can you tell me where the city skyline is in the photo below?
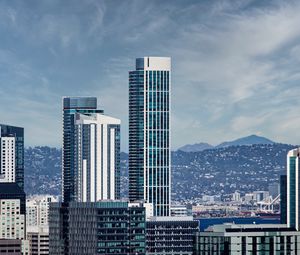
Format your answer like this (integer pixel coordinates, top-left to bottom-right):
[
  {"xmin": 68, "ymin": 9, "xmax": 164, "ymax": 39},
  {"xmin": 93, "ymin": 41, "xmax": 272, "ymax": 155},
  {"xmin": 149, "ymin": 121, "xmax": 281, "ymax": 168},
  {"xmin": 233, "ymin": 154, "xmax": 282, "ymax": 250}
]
[{"xmin": 1, "ymin": 1, "xmax": 300, "ymax": 151}]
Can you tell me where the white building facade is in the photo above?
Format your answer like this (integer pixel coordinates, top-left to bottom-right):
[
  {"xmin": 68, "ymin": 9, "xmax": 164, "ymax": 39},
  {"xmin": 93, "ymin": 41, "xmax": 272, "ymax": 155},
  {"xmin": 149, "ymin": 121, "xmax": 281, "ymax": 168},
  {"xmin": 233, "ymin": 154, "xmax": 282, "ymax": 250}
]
[
  {"xmin": 0, "ymin": 136, "xmax": 16, "ymax": 183},
  {"xmin": 0, "ymin": 199, "xmax": 25, "ymax": 239},
  {"xmin": 26, "ymin": 195, "xmax": 59, "ymax": 228},
  {"xmin": 74, "ymin": 113, "xmax": 121, "ymax": 202}
]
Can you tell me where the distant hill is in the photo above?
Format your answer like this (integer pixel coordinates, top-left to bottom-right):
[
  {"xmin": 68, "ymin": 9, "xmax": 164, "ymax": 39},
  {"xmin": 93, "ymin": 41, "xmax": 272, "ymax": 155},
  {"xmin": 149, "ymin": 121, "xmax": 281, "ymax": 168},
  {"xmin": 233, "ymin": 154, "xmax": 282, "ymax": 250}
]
[
  {"xmin": 172, "ymin": 143, "xmax": 294, "ymax": 201},
  {"xmin": 178, "ymin": 135, "xmax": 275, "ymax": 152},
  {"xmin": 25, "ymin": 142, "xmax": 295, "ymax": 202},
  {"xmin": 215, "ymin": 135, "xmax": 275, "ymax": 149},
  {"xmin": 178, "ymin": 142, "xmax": 214, "ymax": 152}
]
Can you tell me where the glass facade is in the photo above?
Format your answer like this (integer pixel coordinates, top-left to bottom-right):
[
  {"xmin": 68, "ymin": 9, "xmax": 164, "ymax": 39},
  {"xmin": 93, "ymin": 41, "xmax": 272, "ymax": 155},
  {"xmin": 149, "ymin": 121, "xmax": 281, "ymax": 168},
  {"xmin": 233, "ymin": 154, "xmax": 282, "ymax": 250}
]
[
  {"xmin": 0, "ymin": 124, "xmax": 24, "ymax": 190},
  {"xmin": 280, "ymin": 175, "xmax": 287, "ymax": 224},
  {"xmin": 62, "ymin": 97, "xmax": 103, "ymax": 202},
  {"xmin": 289, "ymin": 157, "xmax": 296, "ymax": 228},
  {"xmin": 195, "ymin": 227, "xmax": 300, "ymax": 255},
  {"xmin": 49, "ymin": 201, "xmax": 146, "ymax": 255},
  {"xmin": 287, "ymin": 149, "xmax": 300, "ymax": 231},
  {"xmin": 129, "ymin": 57, "xmax": 171, "ymax": 216}
]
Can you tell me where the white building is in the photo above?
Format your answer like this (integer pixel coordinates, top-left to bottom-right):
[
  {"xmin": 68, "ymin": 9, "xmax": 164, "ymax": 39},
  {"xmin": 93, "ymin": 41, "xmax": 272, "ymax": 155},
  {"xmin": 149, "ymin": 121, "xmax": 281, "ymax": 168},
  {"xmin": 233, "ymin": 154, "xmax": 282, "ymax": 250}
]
[
  {"xmin": 27, "ymin": 226, "xmax": 49, "ymax": 255},
  {"xmin": 171, "ymin": 205, "xmax": 189, "ymax": 217},
  {"xmin": 253, "ymin": 191, "xmax": 269, "ymax": 202},
  {"xmin": 26, "ymin": 195, "xmax": 58, "ymax": 255},
  {"xmin": 0, "ymin": 136, "xmax": 15, "ymax": 183},
  {"xmin": 26, "ymin": 195, "xmax": 59, "ymax": 228},
  {"xmin": 74, "ymin": 113, "xmax": 121, "ymax": 202},
  {"xmin": 232, "ymin": 191, "xmax": 241, "ymax": 202},
  {"xmin": 0, "ymin": 199, "xmax": 25, "ymax": 240}
]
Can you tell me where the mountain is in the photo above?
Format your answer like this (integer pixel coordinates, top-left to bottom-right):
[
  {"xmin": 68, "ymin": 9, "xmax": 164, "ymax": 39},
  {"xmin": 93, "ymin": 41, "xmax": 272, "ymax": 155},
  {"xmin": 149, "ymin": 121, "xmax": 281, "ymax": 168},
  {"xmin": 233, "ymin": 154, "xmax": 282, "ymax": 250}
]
[
  {"xmin": 177, "ymin": 135, "xmax": 275, "ymax": 152},
  {"xmin": 24, "ymin": 143, "xmax": 294, "ymax": 202},
  {"xmin": 216, "ymin": 135, "xmax": 275, "ymax": 148},
  {"xmin": 172, "ymin": 143, "xmax": 293, "ymax": 201},
  {"xmin": 25, "ymin": 146, "xmax": 61, "ymax": 196},
  {"xmin": 178, "ymin": 142, "xmax": 214, "ymax": 152}
]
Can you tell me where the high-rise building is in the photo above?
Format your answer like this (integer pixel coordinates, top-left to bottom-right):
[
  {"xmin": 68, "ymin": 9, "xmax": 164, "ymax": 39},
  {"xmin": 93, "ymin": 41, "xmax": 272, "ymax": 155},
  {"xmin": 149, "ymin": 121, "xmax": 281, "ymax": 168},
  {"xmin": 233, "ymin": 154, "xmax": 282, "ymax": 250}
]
[
  {"xmin": 0, "ymin": 124, "xmax": 24, "ymax": 190},
  {"xmin": 280, "ymin": 175, "xmax": 287, "ymax": 224},
  {"xmin": 287, "ymin": 148, "xmax": 300, "ymax": 230},
  {"xmin": 49, "ymin": 201, "xmax": 146, "ymax": 255},
  {"xmin": 62, "ymin": 97, "xmax": 120, "ymax": 202},
  {"xmin": 74, "ymin": 113, "xmax": 121, "ymax": 201},
  {"xmin": 129, "ymin": 57, "xmax": 171, "ymax": 216}
]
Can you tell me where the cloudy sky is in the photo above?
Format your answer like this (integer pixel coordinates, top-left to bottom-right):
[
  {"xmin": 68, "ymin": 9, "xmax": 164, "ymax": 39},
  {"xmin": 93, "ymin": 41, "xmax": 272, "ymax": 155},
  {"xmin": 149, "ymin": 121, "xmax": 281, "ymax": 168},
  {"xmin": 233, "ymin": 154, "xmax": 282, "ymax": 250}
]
[{"xmin": 1, "ymin": 0, "xmax": 300, "ymax": 151}]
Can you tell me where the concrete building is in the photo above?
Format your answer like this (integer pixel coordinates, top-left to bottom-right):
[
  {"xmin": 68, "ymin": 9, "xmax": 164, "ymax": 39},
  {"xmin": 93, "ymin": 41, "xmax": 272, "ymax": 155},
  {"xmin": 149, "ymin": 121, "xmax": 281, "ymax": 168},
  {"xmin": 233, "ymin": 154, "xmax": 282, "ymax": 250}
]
[
  {"xmin": 49, "ymin": 201, "xmax": 146, "ymax": 255},
  {"xmin": 26, "ymin": 195, "xmax": 57, "ymax": 255},
  {"xmin": 253, "ymin": 191, "xmax": 269, "ymax": 202},
  {"xmin": 129, "ymin": 57, "xmax": 171, "ymax": 216},
  {"xmin": 194, "ymin": 223, "xmax": 300, "ymax": 255},
  {"xmin": 0, "ymin": 199, "xmax": 25, "ymax": 240},
  {"xmin": 26, "ymin": 195, "xmax": 58, "ymax": 227},
  {"xmin": 170, "ymin": 205, "xmax": 191, "ymax": 217},
  {"xmin": 232, "ymin": 191, "xmax": 241, "ymax": 202},
  {"xmin": 146, "ymin": 216, "xmax": 199, "ymax": 255},
  {"xmin": 0, "ymin": 239, "xmax": 22, "ymax": 254},
  {"xmin": 27, "ymin": 226, "xmax": 49, "ymax": 255}
]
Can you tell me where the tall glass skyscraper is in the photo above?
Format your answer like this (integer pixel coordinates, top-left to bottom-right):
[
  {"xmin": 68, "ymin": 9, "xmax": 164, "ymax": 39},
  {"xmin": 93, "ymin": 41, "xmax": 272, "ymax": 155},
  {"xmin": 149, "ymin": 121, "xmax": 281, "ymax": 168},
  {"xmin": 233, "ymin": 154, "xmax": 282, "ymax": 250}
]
[
  {"xmin": 0, "ymin": 124, "xmax": 24, "ymax": 190},
  {"xmin": 62, "ymin": 97, "xmax": 103, "ymax": 202},
  {"xmin": 287, "ymin": 148, "xmax": 300, "ymax": 230},
  {"xmin": 129, "ymin": 57, "xmax": 171, "ymax": 216}
]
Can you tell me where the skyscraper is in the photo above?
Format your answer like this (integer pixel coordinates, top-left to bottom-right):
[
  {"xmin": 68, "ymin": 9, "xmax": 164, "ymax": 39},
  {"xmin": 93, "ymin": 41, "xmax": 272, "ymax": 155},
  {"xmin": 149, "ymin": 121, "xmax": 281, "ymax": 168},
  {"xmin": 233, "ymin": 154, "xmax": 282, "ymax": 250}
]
[
  {"xmin": 74, "ymin": 112, "xmax": 121, "ymax": 201},
  {"xmin": 63, "ymin": 97, "xmax": 103, "ymax": 202},
  {"xmin": 62, "ymin": 97, "xmax": 120, "ymax": 202},
  {"xmin": 129, "ymin": 57, "xmax": 171, "ymax": 216},
  {"xmin": 287, "ymin": 148, "xmax": 300, "ymax": 230},
  {"xmin": 0, "ymin": 124, "xmax": 24, "ymax": 190}
]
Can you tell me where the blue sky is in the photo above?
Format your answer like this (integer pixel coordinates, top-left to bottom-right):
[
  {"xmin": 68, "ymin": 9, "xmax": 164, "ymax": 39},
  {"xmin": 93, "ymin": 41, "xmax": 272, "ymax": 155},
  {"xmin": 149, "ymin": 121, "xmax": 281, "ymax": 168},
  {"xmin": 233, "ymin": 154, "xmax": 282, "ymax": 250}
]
[{"xmin": 1, "ymin": 0, "xmax": 300, "ymax": 151}]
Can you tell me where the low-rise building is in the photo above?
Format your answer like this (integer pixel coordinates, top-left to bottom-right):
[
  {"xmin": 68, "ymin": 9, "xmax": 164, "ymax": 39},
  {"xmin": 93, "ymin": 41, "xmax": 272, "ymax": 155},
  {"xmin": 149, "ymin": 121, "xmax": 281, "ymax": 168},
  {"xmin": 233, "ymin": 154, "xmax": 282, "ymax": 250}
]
[
  {"xmin": 26, "ymin": 195, "xmax": 58, "ymax": 227},
  {"xmin": 27, "ymin": 226, "xmax": 49, "ymax": 255},
  {"xmin": 146, "ymin": 216, "xmax": 199, "ymax": 255},
  {"xmin": 194, "ymin": 223, "xmax": 300, "ymax": 254}
]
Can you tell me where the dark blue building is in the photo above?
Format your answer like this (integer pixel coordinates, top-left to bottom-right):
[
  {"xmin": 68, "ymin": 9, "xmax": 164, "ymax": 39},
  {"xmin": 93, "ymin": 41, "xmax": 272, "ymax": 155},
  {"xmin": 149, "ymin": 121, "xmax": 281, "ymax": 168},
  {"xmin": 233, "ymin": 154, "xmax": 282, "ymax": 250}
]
[
  {"xmin": 49, "ymin": 201, "xmax": 146, "ymax": 255},
  {"xmin": 129, "ymin": 57, "xmax": 171, "ymax": 216},
  {"xmin": 280, "ymin": 175, "xmax": 287, "ymax": 224},
  {"xmin": 62, "ymin": 97, "xmax": 103, "ymax": 202}
]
